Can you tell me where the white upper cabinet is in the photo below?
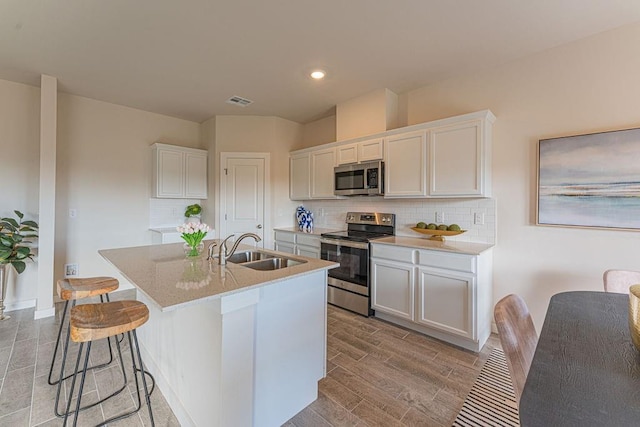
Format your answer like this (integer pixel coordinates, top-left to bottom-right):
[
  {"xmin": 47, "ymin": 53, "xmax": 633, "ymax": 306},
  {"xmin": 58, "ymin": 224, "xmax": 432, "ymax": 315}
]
[
  {"xmin": 428, "ymin": 116, "xmax": 492, "ymax": 197},
  {"xmin": 336, "ymin": 138, "xmax": 384, "ymax": 165},
  {"xmin": 289, "ymin": 110, "xmax": 494, "ymax": 201},
  {"xmin": 185, "ymin": 152, "xmax": 208, "ymax": 198},
  {"xmin": 336, "ymin": 143, "xmax": 358, "ymax": 165},
  {"xmin": 384, "ymin": 131, "xmax": 428, "ymax": 198},
  {"xmin": 290, "ymin": 152, "xmax": 311, "ymax": 200},
  {"xmin": 358, "ymin": 138, "xmax": 384, "ymax": 162},
  {"xmin": 310, "ymin": 147, "xmax": 337, "ymax": 199},
  {"xmin": 289, "ymin": 148, "xmax": 337, "ymax": 200},
  {"xmin": 152, "ymin": 143, "xmax": 208, "ymax": 199}
]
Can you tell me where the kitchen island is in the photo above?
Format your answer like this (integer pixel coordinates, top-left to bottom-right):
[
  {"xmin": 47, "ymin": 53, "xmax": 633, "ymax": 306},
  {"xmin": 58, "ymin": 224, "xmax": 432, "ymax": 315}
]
[{"xmin": 99, "ymin": 240, "xmax": 337, "ymax": 427}]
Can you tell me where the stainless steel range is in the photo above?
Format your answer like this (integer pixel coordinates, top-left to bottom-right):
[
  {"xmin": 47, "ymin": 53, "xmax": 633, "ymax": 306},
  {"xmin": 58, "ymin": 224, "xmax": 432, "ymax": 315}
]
[{"xmin": 320, "ymin": 212, "xmax": 395, "ymax": 316}]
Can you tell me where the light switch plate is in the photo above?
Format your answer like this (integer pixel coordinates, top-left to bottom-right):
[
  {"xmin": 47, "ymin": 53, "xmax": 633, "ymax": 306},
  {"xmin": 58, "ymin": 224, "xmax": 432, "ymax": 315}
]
[{"xmin": 474, "ymin": 212, "xmax": 485, "ymax": 225}]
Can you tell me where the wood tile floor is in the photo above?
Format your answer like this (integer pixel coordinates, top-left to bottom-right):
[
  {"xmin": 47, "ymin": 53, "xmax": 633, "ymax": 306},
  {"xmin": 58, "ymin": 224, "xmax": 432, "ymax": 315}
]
[
  {"xmin": 0, "ymin": 289, "xmax": 497, "ymax": 426},
  {"xmin": 285, "ymin": 305, "xmax": 499, "ymax": 427},
  {"xmin": 0, "ymin": 289, "xmax": 179, "ymax": 426}
]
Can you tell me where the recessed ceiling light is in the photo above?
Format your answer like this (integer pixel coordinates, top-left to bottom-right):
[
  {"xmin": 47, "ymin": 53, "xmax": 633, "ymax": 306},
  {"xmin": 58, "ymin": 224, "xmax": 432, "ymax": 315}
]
[{"xmin": 310, "ymin": 70, "xmax": 326, "ymax": 80}]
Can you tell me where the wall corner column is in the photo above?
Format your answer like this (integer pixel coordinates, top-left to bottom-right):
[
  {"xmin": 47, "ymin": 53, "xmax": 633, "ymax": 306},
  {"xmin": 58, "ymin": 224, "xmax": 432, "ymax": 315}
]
[{"xmin": 35, "ymin": 74, "xmax": 57, "ymax": 320}]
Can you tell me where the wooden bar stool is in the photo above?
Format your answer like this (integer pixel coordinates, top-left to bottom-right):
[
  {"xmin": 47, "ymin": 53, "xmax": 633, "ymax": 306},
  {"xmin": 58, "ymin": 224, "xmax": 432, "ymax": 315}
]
[
  {"xmin": 49, "ymin": 277, "xmax": 121, "ymax": 417},
  {"xmin": 62, "ymin": 300, "xmax": 155, "ymax": 427},
  {"xmin": 48, "ymin": 277, "xmax": 119, "ymax": 384}
]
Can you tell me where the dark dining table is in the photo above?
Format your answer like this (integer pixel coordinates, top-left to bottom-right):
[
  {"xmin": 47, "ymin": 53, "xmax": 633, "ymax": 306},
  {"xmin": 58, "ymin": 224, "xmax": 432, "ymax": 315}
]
[{"xmin": 519, "ymin": 291, "xmax": 640, "ymax": 426}]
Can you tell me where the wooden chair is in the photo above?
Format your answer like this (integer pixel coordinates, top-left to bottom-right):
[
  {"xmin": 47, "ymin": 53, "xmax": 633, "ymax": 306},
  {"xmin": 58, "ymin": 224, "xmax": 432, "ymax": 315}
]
[
  {"xmin": 494, "ymin": 294, "xmax": 538, "ymax": 403},
  {"xmin": 603, "ymin": 269, "xmax": 640, "ymax": 294}
]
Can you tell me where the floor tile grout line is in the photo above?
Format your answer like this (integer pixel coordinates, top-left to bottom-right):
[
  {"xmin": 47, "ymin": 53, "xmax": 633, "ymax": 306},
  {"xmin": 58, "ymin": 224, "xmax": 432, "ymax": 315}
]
[{"xmin": 29, "ymin": 314, "xmax": 38, "ymax": 427}]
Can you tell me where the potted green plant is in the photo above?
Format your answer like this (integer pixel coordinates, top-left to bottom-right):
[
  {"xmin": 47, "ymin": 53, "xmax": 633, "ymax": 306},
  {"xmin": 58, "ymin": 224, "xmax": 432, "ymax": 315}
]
[
  {"xmin": 0, "ymin": 210, "xmax": 39, "ymax": 320},
  {"xmin": 184, "ymin": 203, "xmax": 202, "ymax": 224}
]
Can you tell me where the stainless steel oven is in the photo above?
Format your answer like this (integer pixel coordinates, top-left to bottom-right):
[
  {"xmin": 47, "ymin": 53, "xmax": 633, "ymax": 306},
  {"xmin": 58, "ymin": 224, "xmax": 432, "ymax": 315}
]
[
  {"xmin": 321, "ymin": 212, "xmax": 395, "ymax": 316},
  {"xmin": 320, "ymin": 238, "xmax": 370, "ymax": 315}
]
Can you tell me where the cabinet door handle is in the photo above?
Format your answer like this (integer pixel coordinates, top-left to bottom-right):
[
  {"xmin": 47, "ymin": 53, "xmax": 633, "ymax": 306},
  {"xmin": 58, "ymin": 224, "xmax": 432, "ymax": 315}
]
[{"xmin": 257, "ymin": 224, "xmax": 263, "ymax": 229}]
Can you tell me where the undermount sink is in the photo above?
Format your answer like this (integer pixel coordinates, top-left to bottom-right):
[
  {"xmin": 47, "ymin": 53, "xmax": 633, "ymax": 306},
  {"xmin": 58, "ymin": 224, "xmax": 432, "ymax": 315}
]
[
  {"xmin": 225, "ymin": 250, "xmax": 307, "ymax": 270},
  {"xmin": 242, "ymin": 257, "xmax": 307, "ymax": 271},
  {"xmin": 227, "ymin": 250, "xmax": 275, "ymax": 264}
]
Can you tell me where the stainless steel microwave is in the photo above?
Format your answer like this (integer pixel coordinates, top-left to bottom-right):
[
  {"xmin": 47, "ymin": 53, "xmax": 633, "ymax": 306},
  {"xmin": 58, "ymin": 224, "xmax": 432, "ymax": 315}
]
[{"xmin": 334, "ymin": 161, "xmax": 384, "ymax": 196}]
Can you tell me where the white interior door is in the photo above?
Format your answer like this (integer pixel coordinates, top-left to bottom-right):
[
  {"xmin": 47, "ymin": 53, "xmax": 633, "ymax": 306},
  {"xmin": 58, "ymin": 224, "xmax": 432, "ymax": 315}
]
[{"xmin": 220, "ymin": 153, "xmax": 269, "ymax": 248}]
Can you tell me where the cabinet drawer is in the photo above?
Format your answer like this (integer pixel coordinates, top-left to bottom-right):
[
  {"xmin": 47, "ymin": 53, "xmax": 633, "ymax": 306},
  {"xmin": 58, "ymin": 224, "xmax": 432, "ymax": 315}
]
[
  {"xmin": 274, "ymin": 231, "xmax": 296, "ymax": 244},
  {"xmin": 417, "ymin": 250, "xmax": 475, "ymax": 273},
  {"xmin": 297, "ymin": 233, "xmax": 320, "ymax": 248},
  {"xmin": 371, "ymin": 244, "xmax": 415, "ymax": 263}
]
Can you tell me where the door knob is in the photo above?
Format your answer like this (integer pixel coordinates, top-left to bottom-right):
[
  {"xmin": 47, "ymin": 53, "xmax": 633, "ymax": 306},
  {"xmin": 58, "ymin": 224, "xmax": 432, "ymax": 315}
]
[{"xmin": 257, "ymin": 224, "xmax": 262, "ymax": 229}]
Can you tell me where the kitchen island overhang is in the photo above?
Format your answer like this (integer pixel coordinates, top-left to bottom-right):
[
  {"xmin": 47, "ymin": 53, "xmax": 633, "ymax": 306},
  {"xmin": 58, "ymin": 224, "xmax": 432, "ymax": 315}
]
[{"xmin": 99, "ymin": 240, "xmax": 338, "ymax": 427}]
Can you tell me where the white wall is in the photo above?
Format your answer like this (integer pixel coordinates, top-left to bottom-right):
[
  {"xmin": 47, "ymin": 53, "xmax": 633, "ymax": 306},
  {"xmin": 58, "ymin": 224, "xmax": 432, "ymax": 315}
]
[
  {"xmin": 212, "ymin": 115, "xmax": 303, "ymax": 247},
  {"xmin": 53, "ymin": 94, "xmax": 201, "ymax": 295},
  {"xmin": 336, "ymin": 88, "xmax": 398, "ymax": 140},
  {"xmin": 0, "ymin": 79, "xmax": 41, "ymax": 307},
  {"xmin": 299, "ymin": 115, "xmax": 336, "ymax": 149},
  {"xmin": 402, "ymin": 22, "xmax": 640, "ymax": 330}
]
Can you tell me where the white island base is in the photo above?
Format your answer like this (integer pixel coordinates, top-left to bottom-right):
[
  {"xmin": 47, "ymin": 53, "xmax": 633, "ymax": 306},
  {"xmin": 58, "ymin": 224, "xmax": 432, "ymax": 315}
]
[{"xmin": 136, "ymin": 270, "xmax": 327, "ymax": 427}]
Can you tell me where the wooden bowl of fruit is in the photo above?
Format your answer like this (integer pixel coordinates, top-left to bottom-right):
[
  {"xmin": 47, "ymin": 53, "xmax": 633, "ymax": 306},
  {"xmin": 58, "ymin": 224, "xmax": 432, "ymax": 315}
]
[{"xmin": 411, "ymin": 222, "xmax": 466, "ymax": 241}]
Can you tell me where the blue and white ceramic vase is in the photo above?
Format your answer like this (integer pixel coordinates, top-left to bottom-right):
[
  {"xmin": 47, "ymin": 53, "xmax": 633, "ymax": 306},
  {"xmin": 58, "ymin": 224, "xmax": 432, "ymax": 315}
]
[{"xmin": 296, "ymin": 206, "xmax": 314, "ymax": 232}]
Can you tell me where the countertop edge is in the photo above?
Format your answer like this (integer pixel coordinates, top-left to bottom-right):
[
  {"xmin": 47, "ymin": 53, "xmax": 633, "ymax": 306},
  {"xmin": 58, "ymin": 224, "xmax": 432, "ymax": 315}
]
[
  {"xmin": 371, "ymin": 236, "xmax": 494, "ymax": 255},
  {"xmin": 158, "ymin": 264, "xmax": 338, "ymax": 312}
]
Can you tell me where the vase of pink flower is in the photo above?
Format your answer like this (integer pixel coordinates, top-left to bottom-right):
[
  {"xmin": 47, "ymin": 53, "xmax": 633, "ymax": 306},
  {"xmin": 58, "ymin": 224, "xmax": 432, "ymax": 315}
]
[{"xmin": 177, "ymin": 222, "xmax": 210, "ymax": 257}]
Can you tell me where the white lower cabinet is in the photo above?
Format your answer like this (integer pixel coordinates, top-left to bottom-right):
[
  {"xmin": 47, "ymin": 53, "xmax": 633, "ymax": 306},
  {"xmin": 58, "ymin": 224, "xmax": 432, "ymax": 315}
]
[
  {"xmin": 274, "ymin": 230, "xmax": 321, "ymax": 258},
  {"xmin": 371, "ymin": 243, "xmax": 492, "ymax": 352},
  {"xmin": 417, "ymin": 267, "xmax": 474, "ymax": 339},
  {"xmin": 370, "ymin": 260, "xmax": 414, "ymax": 320}
]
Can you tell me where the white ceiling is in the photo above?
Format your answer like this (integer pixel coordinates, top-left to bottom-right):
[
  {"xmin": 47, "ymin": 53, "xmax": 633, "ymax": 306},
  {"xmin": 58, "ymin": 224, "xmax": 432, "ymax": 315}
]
[{"xmin": 2, "ymin": 1, "xmax": 640, "ymax": 124}]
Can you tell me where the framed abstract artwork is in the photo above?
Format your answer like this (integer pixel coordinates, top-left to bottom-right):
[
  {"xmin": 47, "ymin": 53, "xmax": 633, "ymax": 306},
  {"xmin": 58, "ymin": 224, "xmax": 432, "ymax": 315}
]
[{"xmin": 537, "ymin": 127, "xmax": 640, "ymax": 230}]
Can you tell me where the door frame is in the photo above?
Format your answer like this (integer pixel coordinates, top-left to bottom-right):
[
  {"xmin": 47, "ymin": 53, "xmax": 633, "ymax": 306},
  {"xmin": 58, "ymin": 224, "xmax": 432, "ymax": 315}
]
[{"xmin": 218, "ymin": 152, "xmax": 271, "ymax": 248}]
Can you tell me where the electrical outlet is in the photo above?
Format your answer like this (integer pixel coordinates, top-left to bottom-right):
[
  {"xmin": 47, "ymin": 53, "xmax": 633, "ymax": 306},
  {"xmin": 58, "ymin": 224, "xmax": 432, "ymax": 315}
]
[
  {"xmin": 65, "ymin": 263, "xmax": 79, "ymax": 278},
  {"xmin": 435, "ymin": 212, "xmax": 445, "ymax": 223},
  {"xmin": 474, "ymin": 212, "xmax": 485, "ymax": 225},
  {"xmin": 69, "ymin": 209, "xmax": 77, "ymax": 218}
]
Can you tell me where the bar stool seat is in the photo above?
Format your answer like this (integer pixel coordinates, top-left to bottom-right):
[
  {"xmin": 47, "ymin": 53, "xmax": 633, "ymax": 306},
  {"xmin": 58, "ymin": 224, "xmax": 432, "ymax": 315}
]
[
  {"xmin": 70, "ymin": 300, "xmax": 149, "ymax": 342},
  {"xmin": 62, "ymin": 300, "xmax": 155, "ymax": 426},
  {"xmin": 58, "ymin": 276, "xmax": 119, "ymax": 300}
]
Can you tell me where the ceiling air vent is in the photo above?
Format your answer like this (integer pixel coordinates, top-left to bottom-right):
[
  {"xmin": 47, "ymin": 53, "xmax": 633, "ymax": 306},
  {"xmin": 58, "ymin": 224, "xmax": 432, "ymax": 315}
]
[{"xmin": 226, "ymin": 95, "xmax": 253, "ymax": 107}]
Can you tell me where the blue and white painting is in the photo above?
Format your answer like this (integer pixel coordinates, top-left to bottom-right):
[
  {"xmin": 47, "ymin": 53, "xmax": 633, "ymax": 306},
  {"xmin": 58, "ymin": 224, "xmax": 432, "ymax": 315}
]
[{"xmin": 538, "ymin": 128, "xmax": 640, "ymax": 230}]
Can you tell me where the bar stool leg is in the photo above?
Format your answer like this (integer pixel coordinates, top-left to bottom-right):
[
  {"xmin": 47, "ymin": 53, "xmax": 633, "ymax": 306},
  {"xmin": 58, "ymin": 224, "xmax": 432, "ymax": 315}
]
[
  {"xmin": 132, "ymin": 329, "xmax": 155, "ymax": 426},
  {"xmin": 99, "ymin": 330, "xmax": 155, "ymax": 426},
  {"xmin": 62, "ymin": 341, "xmax": 91, "ymax": 427},
  {"xmin": 47, "ymin": 299, "xmax": 70, "ymax": 385},
  {"xmin": 48, "ymin": 294, "xmax": 116, "ymax": 387},
  {"xmin": 54, "ymin": 305, "xmax": 128, "ymax": 418}
]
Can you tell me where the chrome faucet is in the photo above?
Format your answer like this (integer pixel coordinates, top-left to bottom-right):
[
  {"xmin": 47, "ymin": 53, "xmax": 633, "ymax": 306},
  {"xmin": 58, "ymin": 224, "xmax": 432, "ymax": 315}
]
[
  {"xmin": 218, "ymin": 233, "xmax": 262, "ymax": 265},
  {"xmin": 206, "ymin": 242, "xmax": 218, "ymax": 261}
]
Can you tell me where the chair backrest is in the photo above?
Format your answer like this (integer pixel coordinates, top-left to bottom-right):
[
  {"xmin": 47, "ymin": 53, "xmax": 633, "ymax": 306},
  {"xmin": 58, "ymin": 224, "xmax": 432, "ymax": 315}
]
[
  {"xmin": 494, "ymin": 294, "xmax": 538, "ymax": 404},
  {"xmin": 603, "ymin": 269, "xmax": 640, "ymax": 294}
]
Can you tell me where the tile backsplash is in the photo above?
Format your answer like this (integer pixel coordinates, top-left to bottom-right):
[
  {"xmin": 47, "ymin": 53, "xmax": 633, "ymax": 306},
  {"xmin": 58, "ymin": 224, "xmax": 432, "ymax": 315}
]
[
  {"xmin": 301, "ymin": 198, "xmax": 496, "ymax": 244},
  {"xmin": 149, "ymin": 198, "xmax": 202, "ymax": 228}
]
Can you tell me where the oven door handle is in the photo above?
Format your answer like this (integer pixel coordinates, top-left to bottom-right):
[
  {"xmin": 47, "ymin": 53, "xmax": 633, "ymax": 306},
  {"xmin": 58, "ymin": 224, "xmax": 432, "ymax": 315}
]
[{"xmin": 320, "ymin": 238, "xmax": 369, "ymax": 250}]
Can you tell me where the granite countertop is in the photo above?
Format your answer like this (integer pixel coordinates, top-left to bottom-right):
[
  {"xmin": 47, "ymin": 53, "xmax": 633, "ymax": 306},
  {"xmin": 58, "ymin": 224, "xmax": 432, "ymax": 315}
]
[
  {"xmin": 372, "ymin": 236, "xmax": 494, "ymax": 255},
  {"xmin": 99, "ymin": 239, "xmax": 337, "ymax": 312},
  {"xmin": 273, "ymin": 227, "xmax": 343, "ymax": 236}
]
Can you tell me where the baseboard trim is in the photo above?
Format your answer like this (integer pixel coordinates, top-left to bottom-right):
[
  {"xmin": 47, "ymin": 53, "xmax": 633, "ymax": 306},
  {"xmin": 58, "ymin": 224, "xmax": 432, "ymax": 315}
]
[
  {"xmin": 6, "ymin": 299, "xmax": 36, "ymax": 313},
  {"xmin": 34, "ymin": 306, "xmax": 56, "ymax": 320}
]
